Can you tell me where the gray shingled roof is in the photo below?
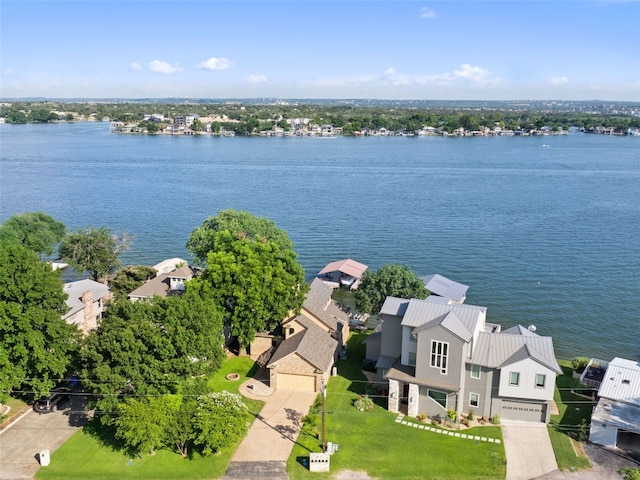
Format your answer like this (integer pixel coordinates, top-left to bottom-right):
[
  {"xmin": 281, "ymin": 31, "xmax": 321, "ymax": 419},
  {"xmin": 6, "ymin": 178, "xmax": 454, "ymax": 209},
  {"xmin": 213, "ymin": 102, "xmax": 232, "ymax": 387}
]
[
  {"xmin": 268, "ymin": 317, "xmax": 337, "ymax": 372},
  {"xmin": 128, "ymin": 273, "xmax": 171, "ymax": 299},
  {"xmin": 63, "ymin": 279, "xmax": 110, "ymax": 317},
  {"xmin": 420, "ymin": 274, "xmax": 469, "ymax": 303},
  {"xmin": 302, "ymin": 278, "xmax": 348, "ymax": 331},
  {"xmin": 470, "ymin": 329, "xmax": 561, "ymax": 373}
]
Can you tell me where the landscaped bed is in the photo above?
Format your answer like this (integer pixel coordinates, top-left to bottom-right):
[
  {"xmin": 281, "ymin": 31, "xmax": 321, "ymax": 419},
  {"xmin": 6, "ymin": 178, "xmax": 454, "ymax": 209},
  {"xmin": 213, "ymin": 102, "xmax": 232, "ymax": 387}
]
[{"xmin": 288, "ymin": 332, "xmax": 506, "ymax": 480}]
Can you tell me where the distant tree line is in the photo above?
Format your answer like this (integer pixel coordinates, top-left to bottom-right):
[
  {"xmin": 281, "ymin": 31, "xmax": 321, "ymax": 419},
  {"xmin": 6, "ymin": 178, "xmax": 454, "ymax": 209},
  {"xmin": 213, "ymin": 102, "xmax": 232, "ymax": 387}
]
[{"xmin": 2, "ymin": 101, "xmax": 639, "ymax": 133}]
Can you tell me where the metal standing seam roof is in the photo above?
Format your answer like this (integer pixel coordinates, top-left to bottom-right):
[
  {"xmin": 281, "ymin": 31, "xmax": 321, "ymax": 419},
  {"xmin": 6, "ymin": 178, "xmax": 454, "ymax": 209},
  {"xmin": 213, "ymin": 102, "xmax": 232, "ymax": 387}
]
[
  {"xmin": 380, "ymin": 296, "xmax": 410, "ymax": 317},
  {"xmin": 597, "ymin": 357, "xmax": 640, "ymax": 404},
  {"xmin": 63, "ymin": 279, "xmax": 110, "ymax": 317},
  {"xmin": 412, "ymin": 310, "xmax": 473, "ymax": 342},
  {"xmin": 420, "ymin": 274, "xmax": 469, "ymax": 302},
  {"xmin": 470, "ymin": 330, "xmax": 561, "ymax": 373},
  {"xmin": 400, "ymin": 298, "xmax": 486, "ymax": 331},
  {"xmin": 318, "ymin": 258, "xmax": 368, "ymax": 279}
]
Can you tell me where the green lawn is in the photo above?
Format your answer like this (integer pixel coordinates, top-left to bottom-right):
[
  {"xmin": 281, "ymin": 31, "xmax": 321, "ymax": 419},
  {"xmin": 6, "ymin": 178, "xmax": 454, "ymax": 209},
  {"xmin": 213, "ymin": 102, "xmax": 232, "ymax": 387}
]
[
  {"xmin": 36, "ymin": 356, "xmax": 264, "ymax": 480},
  {"xmin": 548, "ymin": 360, "xmax": 593, "ymax": 471},
  {"xmin": 288, "ymin": 332, "xmax": 506, "ymax": 480}
]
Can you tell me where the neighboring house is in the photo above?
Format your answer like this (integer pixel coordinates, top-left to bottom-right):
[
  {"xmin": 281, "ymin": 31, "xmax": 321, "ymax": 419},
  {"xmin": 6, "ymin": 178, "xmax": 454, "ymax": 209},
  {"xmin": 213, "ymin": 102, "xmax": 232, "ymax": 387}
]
[
  {"xmin": 63, "ymin": 279, "xmax": 110, "ymax": 335},
  {"xmin": 317, "ymin": 258, "xmax": 368, "ymax": 290},
  {"xmin": 589, "ymin": 357, "xmax": 640, "ymax": 454},
  {"xmin": 267, "ymin": 315, "xmax": 338, "ymax": 392},
  {"xmin": 128, "ymin": 260, "xmax": 196, "ymax": 302},
  {"xmin": 373, "ymin": 296, "xmax": 561, "ymax": 423},
  {"xmin": 420, "ymin": 274, "xmax": 469, "ymax": 304},
  {"xmin": 259, "ymin": 278, "xmax": 349, "ymax": 392}
]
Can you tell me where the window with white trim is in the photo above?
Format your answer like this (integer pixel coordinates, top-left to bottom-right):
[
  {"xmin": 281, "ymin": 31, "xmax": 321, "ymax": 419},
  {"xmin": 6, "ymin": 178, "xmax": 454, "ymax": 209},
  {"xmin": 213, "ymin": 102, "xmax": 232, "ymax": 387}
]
[
  {"xmin": 535, "ymin": 374, "xmax": 546, "ymax": 388},
  {"xmin": 509, "ymin": 372, "xmax": 520, "ymax": 386},
  {"xmin": 469, "ymin": 392, "xmax": 479, "ymax": 407},
  {"xmin": 430, "ymin": 340, "xmax": 449, "ymax": 374},
  {"xmin": 470, "ymin": 364, "xmax": 481, "ymax": 379},
  {"xmin": 428, "ymin": 389, "xmax": 447, "ymax": 408}
]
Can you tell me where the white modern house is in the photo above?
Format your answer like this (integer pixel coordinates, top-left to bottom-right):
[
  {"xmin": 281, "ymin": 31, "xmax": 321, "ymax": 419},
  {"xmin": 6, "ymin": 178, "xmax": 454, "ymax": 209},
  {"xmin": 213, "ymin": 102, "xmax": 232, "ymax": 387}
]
[
  {"xmin": 589, "ymin": 357, "xmax": 640, "ymax": 454},
  {"xmin": 371, "ymin": 296, "xmax": 561, "ymax": 423}
]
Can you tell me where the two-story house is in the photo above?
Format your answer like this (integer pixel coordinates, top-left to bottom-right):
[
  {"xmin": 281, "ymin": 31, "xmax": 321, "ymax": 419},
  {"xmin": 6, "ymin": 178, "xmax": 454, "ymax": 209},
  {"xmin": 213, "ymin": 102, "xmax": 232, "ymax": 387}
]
[
  {"xmin": 63, "ymin": 279, "xmax": 110, "ymax": 335},
  {"xmin": 375, "ymin": 296, "xmax": 561, "ymax": 423}
]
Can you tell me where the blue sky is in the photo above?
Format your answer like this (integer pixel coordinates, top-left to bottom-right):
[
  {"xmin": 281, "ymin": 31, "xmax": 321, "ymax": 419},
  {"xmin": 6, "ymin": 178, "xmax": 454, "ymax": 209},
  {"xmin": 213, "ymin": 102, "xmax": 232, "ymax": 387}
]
[{"xmin": 1, "ymin": 1, "xmax": 639, "ymax": 100}]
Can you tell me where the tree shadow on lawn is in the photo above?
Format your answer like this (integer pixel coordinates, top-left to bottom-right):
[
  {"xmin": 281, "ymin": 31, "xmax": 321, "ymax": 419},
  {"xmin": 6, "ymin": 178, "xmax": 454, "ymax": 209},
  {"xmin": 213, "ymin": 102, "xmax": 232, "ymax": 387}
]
[{"xmin": 82, "ymin": 417, "xmax": 127, "ymax": 453}]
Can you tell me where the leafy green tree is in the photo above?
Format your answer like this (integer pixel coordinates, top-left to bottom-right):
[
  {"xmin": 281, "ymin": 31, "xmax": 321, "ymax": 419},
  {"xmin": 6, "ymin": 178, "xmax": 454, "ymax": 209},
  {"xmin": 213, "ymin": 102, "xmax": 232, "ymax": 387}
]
[
  {"xmin": 0, "ymin": 212, "xmax": 65, "ymax": 257},
  {"xmin": 0, "ymin": 241, "xmax": 80, "ymax": 400},
  {"xmin": 109, "ymin": 265, "xmax": 157, "ymax": 302},
  {"xmin": 187, "ymin": 209, "xmax": 295, "ymax": 265},
  {"xmin": 354, "ymin": 264, "xmax": 429, "ymax": 314},
  {"xmin": 81, "ymin": 291, "xmax": 225, "ymax": 424},
  {"xmin": 193, "ymin": 391, "xmax": 249, "ymax": 455},
  {"xmin": 59, "ymin": 227, "xmax": 132, "ymax": 281},
  {"xmin": 165, "ymin": 396, "xmax": 198, "ymax": 457},
  {"xmin": 115, "ymin": 396, "xmax": 171, "ymax": 455},
  {"xmin": 190, "ymin": 228, "xmax": 306, "ymax": 349}
]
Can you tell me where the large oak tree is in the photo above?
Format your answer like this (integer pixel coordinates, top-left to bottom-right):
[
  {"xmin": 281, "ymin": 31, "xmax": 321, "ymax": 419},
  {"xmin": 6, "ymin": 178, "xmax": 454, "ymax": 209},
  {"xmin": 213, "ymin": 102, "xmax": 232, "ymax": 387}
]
[
  {"xmin": 0, "ymin": 212, "xmax": 65, "ymax": 258},
  {"xmin": 354, "ymin": 263, "xmax": 429, "ymax": 314},
  {"xmin": 0, "ymin": 241, "xmax": 80, "ymax": 400}
]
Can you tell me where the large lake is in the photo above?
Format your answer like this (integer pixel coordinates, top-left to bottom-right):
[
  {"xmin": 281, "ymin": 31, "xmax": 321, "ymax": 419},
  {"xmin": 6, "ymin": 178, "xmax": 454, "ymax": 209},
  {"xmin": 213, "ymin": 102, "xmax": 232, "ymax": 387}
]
[{"xmin": 1, "ymin": 122, "xmax": 638, "ymax": 361}]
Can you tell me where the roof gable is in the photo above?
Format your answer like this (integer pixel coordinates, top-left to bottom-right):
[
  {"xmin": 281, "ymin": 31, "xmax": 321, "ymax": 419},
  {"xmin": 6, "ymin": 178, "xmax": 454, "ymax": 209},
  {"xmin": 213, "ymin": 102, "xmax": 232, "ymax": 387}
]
[
  {"xmin": 471, "ymin": 329, "xmax": 561, "ymax": 373},
  {"xmin": 63, "ymin": 279, "xmax": 110, "ymax": 316},
  {"xmin": 413, "ymin": 311, "xmax": 473, "ymax": 342},
  {"xmin": 268, "ymin": 320, "xmax": 337, "ymax": 372},
  {"xmin": 400, "ymin": 298, "xmax": 485, "ymax": 334}
]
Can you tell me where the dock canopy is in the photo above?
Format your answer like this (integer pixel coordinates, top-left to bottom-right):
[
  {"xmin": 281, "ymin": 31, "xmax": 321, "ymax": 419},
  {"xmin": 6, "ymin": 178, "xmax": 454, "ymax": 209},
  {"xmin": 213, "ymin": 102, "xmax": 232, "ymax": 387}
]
[{"xmin": 318, "ymin": 258, "xmax": 368, "ymax": 290}]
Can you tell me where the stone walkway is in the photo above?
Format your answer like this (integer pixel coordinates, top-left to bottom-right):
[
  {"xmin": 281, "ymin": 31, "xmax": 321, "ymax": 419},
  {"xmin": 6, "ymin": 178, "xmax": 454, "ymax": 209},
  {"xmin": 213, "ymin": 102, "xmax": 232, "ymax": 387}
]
[{"xmin": 395, "ymin": 414, "xmax": 502, "ymax": 444}]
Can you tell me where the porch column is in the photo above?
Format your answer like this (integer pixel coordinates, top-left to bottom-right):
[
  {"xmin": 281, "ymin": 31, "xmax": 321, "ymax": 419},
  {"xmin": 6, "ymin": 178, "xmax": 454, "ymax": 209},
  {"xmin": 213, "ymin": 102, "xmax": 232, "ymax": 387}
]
[
  {"xmin": 407, "ymin": 383, "xmax": 419, "ymax": 417},
  {"xmin": 388, "ymin": 379, "xmax": 399, "ymax": 413}
]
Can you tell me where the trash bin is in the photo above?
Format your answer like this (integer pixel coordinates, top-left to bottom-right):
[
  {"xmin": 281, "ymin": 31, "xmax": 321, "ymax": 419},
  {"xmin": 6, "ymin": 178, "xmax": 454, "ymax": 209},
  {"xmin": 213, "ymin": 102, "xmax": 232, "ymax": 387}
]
[{"xmin": 39, "ymin": 450, "xmax": 50, "ymax": 466}]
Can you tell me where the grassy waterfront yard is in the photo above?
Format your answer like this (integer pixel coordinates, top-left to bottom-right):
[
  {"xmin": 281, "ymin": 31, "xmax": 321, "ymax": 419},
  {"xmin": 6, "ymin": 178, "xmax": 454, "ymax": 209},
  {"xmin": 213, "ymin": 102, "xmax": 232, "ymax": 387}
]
[
  {"xmin": 547, "ymin": 360, "xmax": 593, "ymax": 471},
  {"xmin": 288, "ymin": 332, "xmax": 506, "ymax": 480},
  {"xmin": 35, "ymin": 357, "xmax": 264, "ymax": 480}
]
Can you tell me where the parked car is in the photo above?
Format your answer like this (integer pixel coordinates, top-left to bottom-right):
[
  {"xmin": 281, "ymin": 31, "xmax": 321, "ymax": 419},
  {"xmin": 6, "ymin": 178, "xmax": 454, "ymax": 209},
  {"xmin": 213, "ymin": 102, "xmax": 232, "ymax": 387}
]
[{"xmin": 33, "ymin": 388, "xmax": 71, "ymax": 413}]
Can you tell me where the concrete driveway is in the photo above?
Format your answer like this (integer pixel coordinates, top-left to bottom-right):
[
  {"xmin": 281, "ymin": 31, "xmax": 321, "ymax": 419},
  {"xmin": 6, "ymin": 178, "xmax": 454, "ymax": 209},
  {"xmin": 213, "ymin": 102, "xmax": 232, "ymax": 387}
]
[
  {"xmin": 0, "ymin": 395, "xmax": 89, "ymax": 479},
  {"xmin": 502, "ymin": 420, "xmax": 558, "ymax": 480},
  {"xmin": 223, "ymin": 387, "xmax": 317, "ymax": 480}
]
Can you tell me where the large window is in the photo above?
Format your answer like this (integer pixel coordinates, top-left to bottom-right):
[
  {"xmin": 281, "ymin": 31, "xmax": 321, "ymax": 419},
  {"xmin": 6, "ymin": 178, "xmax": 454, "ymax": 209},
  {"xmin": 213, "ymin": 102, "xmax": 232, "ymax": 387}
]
[
  {"xmin": 509, "ymin": 372, "xmax": 520, "ymax": 386},
  {"xmin": 428, "ymin": 389, "xmax": 447, "ymax": 408},
  {"xmin": 469, "ymin": 392, "xmax": 479, "ymax": 407},
  {"xmin": 430, "ymin": 340, "xmax": 449, "ymax": 374},
  {"xmin": 470, "ymin": 364, "xmax": 481, "ymax": 379},
  {"xmin": 535, "ymin": 374, "xmax": 546, "ymax": 388}
]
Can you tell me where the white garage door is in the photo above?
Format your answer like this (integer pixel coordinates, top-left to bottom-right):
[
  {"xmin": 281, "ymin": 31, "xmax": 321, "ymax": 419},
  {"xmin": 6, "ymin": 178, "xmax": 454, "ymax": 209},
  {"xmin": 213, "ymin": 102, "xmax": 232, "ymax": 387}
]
[
  {"xmin": 501, "ymin": 400, "xmax": 546, "ymax": 422},
  {"xmin": 277, "ymin": 373, "xmax": 316, "ymax": 392}
]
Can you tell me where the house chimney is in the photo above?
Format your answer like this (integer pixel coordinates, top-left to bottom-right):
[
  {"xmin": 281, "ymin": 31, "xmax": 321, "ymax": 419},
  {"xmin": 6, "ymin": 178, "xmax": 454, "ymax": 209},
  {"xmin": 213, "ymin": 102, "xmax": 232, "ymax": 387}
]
[{"xmin": 81, "ymin": 290, "xmax": 94, "ymax": 335}]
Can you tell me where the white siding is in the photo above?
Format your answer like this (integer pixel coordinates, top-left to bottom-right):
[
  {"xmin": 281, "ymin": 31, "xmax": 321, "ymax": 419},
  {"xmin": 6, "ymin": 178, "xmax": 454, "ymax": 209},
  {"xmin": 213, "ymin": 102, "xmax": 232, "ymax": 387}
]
[
  {"xmin": 589, "ymin": 423, "xmax": 619, "ymax": 448},
  {"xmin": 498, "ymin": 358, "xmax": 555, "ymax": 401}
]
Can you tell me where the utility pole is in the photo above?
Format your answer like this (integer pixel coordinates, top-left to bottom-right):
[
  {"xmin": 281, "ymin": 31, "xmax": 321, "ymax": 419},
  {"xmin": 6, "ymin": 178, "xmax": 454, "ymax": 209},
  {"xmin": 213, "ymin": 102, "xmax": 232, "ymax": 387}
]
[{"xmin": 321, "ymin": 381, "xmax": 327, "ymax": 453}]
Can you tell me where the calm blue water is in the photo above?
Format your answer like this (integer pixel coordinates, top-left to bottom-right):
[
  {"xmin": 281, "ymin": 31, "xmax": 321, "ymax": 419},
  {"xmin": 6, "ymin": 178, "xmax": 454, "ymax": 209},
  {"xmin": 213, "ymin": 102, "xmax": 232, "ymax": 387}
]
[{"xmin": 1, "ymin": 122, "xmax": 638, "ymax": 361}]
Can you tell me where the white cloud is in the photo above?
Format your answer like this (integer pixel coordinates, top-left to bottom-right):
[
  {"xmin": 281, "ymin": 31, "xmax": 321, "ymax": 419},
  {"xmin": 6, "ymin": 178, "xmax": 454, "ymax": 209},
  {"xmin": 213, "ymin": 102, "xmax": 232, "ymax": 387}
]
[
  {"xmin": 383, "ymin": 67, "xmax": 396, "ymax": 76},
  {"xmin": 247, "ymin": 74, "xmax": 267, "ymax": 84},
  {"xmin": 419, "ymin": 6, "xmax": 437, "ymax": 19},
  {"xmin": 197, "ymin": 57, "xmax": 231, "ymax": 70},
  {"xmin": 130, "ymin": 62, "xmax": 142, "ymax": 72},
  {"xmin": 549, "ymin": 76, "xmax": 569, "ymax": 86},
  {"xmin": 452, "ymin": 64, "xmax": 490, "ymax": 82},
  {"xmin": 148, "ymin": 60, "xmax": 183, "ymax": 74}
]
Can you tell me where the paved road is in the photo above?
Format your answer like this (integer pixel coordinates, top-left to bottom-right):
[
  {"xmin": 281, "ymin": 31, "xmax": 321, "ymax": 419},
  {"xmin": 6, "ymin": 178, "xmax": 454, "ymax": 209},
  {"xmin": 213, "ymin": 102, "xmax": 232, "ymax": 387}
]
[
  {"xmin": 502, "ymin": 420, "xmax": 558, "ymax": 480},
  {"xmin": 0, "ymin": 395, "xmax": 88, "ymax": 480}
]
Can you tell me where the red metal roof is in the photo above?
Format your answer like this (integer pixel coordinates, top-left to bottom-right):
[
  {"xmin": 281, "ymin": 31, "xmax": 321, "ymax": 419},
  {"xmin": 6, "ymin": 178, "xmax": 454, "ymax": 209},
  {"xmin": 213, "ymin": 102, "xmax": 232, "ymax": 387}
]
[{"xmin": 318, "ymin": 258, "xmax": 368, "ymax": 278}]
